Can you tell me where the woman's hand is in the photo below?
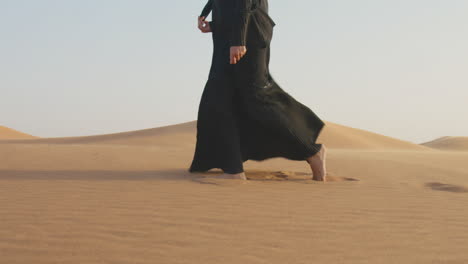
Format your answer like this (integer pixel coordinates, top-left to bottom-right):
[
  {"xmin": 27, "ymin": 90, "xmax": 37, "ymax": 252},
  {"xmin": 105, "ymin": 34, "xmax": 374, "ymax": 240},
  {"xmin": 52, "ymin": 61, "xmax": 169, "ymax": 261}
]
[
  {"xmin": 230, "ymin": 46, "xmax": 247, "ymax": 64},
  {"xmin": 197, "ymin": 16, "xmax": 212, "ymax": 33}
]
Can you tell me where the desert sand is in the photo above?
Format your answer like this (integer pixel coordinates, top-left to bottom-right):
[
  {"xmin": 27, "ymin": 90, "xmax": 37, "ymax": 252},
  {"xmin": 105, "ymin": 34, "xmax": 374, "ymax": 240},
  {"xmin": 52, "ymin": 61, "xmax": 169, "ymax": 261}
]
[
  {"xmin": 1, "ymin": 120, "xmax": 468, "ymax": 264},
  {"xmin": 0, "ymin": 126, "xmax": 37, "ymax": 140},
  {"xmin": 422, "ymin": 136, "xmax": 468, "ymax": 151}
]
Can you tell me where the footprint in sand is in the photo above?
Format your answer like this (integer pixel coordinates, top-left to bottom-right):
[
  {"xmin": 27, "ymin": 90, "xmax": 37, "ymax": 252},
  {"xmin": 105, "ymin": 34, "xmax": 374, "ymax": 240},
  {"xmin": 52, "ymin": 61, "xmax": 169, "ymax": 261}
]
[
  {"xmin": 287, "ymin": 171, "xmax": 359, "ymax": 182},
  {"xmin": 425, "ymin": 182, "xmax": 468, "ymax": 193},
  {"xmin": 191, "ymin": 170, "xmax": 358, "ymax": 183}
]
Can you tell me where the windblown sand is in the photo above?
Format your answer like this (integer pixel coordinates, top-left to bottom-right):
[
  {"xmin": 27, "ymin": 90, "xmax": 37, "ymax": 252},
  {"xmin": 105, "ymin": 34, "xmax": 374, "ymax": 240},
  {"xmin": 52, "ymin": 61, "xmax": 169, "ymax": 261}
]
[{"xmin": 1, "ymin": 121, "xmax": 467, "ymax": 264}]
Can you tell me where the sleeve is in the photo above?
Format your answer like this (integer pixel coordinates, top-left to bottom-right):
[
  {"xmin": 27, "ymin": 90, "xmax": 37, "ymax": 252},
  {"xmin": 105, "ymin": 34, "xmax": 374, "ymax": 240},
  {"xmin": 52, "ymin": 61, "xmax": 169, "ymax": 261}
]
[
  {"xmin": 230, "ymin": 0, "xmax": 253, "ymax": 47},
  {"xmin": 200, "ymin": 0, "xmax": 213, "ymax": 18}
]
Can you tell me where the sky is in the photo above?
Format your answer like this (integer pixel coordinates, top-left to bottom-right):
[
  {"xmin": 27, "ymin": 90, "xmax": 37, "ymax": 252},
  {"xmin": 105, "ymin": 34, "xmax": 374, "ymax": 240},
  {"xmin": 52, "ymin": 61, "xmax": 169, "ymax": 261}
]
[{"xmin": 1, "ymin": 0, "xmax": 467, "ymax": 144}]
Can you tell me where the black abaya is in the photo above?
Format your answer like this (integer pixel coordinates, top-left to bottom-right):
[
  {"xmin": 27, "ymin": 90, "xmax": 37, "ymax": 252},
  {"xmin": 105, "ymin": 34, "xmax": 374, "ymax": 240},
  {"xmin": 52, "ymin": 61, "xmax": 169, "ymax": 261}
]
[{"xmin": 189, "ymin": 0, "xmax": 325, "ymax": 174}]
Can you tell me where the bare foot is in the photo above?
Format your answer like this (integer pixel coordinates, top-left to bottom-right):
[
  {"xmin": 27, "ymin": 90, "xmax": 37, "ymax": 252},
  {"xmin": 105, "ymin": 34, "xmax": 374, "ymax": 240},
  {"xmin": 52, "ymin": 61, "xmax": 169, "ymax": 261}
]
[
  {"xmin": 218, "ymin": 172, "xmax": 247, "ymax": 180},
  {"xmin": 306, "ymin": 144, "xmax": 327, "ymax": 181}
]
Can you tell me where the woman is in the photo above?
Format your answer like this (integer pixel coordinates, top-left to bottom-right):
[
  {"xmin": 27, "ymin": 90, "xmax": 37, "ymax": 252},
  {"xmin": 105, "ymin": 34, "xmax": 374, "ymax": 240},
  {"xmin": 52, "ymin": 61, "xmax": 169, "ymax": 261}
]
[{"xmin": 189, "ymin": 0, "xmax": 327, "ymax": 181}]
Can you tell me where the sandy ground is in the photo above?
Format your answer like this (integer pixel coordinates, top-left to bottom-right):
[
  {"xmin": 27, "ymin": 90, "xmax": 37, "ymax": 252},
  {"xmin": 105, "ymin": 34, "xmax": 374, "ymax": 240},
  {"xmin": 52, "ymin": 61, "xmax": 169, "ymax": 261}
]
[{"xmin": 1, "ymin": 121, "xmax": 467, "ymax": 264}]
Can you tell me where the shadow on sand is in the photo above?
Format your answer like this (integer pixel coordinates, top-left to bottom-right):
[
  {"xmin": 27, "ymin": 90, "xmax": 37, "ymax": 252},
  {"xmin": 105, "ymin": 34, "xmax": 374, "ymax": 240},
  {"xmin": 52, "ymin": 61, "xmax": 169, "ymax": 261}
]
[{"xmin": 425, "ymin": 182, "xmax": 468, "ymax": 193}]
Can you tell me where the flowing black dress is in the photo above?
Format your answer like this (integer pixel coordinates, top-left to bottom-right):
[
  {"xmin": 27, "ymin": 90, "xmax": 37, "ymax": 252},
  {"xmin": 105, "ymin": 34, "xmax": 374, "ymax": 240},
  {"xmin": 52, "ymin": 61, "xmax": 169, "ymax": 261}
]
[{"xmin": 189, "ymin": 0, "xmax": 325, "ymax": 174}]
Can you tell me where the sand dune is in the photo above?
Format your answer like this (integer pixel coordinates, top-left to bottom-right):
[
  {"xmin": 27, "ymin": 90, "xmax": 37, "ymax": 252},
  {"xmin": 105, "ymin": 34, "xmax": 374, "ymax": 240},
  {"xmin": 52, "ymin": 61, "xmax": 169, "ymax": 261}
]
[
  {"xmin": 1, "ymin": 121, "xmax": 468, "ymax": 264},
  {"xmin": 0, "ymin": 120, "xmax": 429, "ymax": 150},
  {"xmin": 0, "ymin": 125, "xmax": 37, "ymax": 139},
  {"xmin": 0, "ymin": 121, "xmax": 195, "ymax": 146},
  {"xmin": 421, "ymin": 136, "xmax": 468, "ymax": 151},
  {"xmin": 319, "ymin": 121, "xmax": 429, "ymax": 150}
]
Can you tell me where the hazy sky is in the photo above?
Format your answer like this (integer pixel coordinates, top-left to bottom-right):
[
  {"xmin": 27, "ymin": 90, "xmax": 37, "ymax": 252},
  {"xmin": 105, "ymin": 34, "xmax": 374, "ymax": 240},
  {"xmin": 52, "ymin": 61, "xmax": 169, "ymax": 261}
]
[{"xmin": 1, "ymin": 0, "xmax": 467, "ymax": 144}]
